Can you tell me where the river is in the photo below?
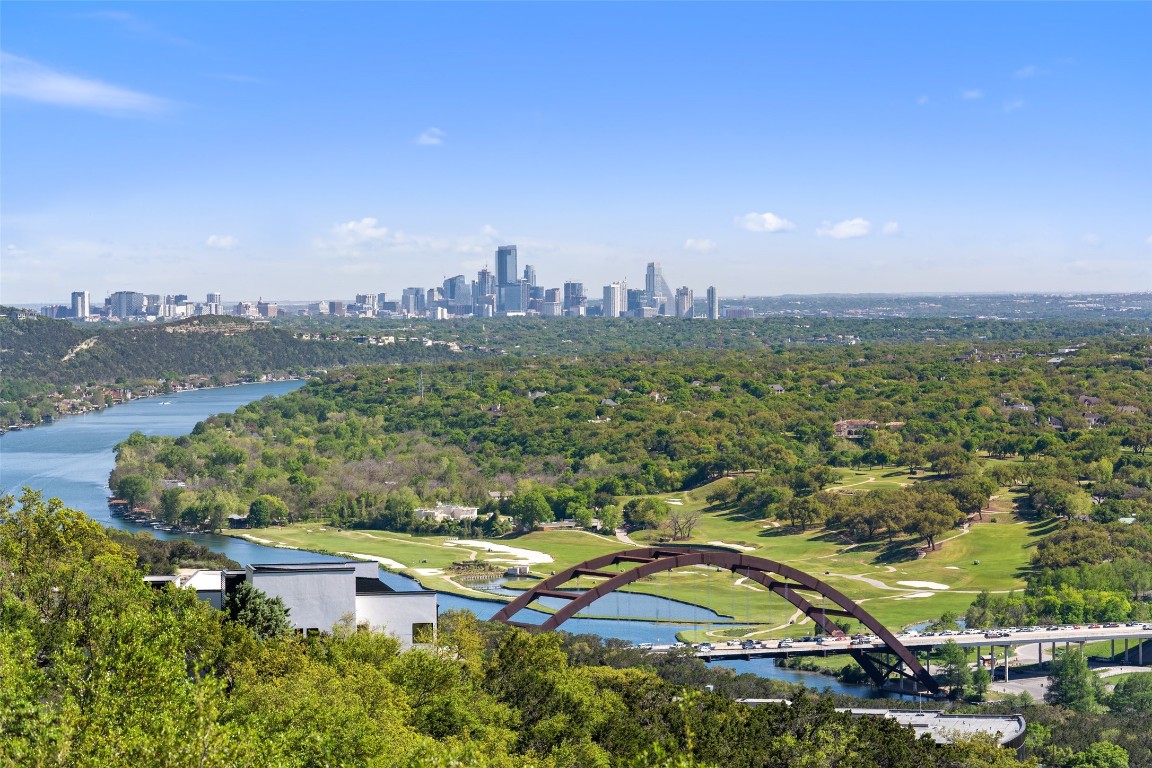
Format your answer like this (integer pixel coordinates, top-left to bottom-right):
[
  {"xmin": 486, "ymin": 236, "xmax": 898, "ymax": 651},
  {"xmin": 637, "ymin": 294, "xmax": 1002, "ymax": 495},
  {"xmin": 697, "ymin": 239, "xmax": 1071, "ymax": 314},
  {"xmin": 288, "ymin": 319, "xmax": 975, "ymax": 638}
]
[{"xmin": 0, "ymin": 380, "xmax": 886, "ymax": 697}]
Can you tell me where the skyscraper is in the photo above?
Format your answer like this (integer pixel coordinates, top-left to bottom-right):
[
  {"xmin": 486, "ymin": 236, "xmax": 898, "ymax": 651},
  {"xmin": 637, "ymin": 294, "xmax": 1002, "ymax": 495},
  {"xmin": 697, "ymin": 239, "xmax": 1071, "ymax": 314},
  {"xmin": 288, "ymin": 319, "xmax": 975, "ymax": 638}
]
[
  {"xmin": 71, "ymin": 291, "xmax": 90, "ymax": 319},
  {"xmin": 109, "ymin": 291, "xmax": 146, "ymax": 318},
  {"xmin": 674, "ymin": 287, "xmax": 694, "ymax": 318},
  {"xmin": 645, "ymin": 262, "xmax": 673, "ymax": 315},
  {"xmin": 706, "ymin": 286, "xmax": 719, "ymax": 320},
  {"xmin": 496, "ymin": 246, "xmax": 517, "ymax": 287},
  {"xmin": 563, "ymin": 282, "xmax": 586, "ymax": 315},
  {"xmin": 207, "ymin": 292, "xmax": 223, "ymax": 305},
  {"xmin": 602, "ymin": 282, "xmax": 625, "ymax": 318},
  {"xmin": 523, "ymin": 264, "xmax": 536, "ymax": 287},
  {"xmin": 476, "ymin": 268, "xmax": 496, "ymax": 299}
]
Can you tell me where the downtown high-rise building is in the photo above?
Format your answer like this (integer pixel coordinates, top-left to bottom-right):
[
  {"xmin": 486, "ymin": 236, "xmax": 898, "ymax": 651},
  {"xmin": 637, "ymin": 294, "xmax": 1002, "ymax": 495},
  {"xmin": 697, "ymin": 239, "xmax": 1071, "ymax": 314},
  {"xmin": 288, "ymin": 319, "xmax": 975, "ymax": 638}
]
[
  {"xmin": 674, "ymin": 287, "xmax": 694, "ymax": 318},
  {"xmin": 645, "ymin": 262, "xmax": 672, "ymax": 315},
  {"xmin": 71, "ymin": 291, "xmax": 90, "ymax": 319},
  {"xmin": 495, "ymin": 245, "xmax": 521, "ymax": 312},
  {"xmin": 563, "ymin": 281, "xmax": 586, "ymax": 315},
  {"xmin": 109, "ymin": 291, "xmax": 146, "ymax": 319},
  {"xmin": 496, "ymin": 246, "xmax": 517, "ymax": 287},
  {"xmin": 602, "ymin": 282, "xmax": 625, "ymax": 318},
  {"xmin": 706, "ymin": 286, "xmax": 719, "ymax": 320}
]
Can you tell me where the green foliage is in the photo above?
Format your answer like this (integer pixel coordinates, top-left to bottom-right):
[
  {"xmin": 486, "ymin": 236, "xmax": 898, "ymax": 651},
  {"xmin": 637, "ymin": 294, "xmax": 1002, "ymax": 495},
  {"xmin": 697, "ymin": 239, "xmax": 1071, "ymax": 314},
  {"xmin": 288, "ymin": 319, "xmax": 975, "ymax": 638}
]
[
  {"xmin": 1107, "ymin": 672, "xmax": 1152, "ymax": 714},
  {"xmin": 934, "ymin": 640, "xmax": 972, "ymax": 698},
  {"xmin": 1046, "ymin": 649, "xmax": 1106, "ymax": 713},
  {"xmin": 1063, "ymin": 741, "xmax": 1130, "ymax": 768},
  {"xmin": 224, "ymin": 582, "xmax": 292, "ymax": 640},
  {"xmin": 248, "ymin": 494, "xmax": 288, "ymax": 528}
]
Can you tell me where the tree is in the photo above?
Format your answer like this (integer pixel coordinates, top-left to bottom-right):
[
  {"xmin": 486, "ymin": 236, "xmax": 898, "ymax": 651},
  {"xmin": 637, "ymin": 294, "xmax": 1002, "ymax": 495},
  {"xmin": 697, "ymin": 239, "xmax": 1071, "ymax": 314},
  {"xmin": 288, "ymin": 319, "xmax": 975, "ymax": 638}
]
[
  {"xmin": 1064, "ymin": 742, "xmax": 1130, "ymax": 768},
  {"xmin": 248, "ymin": 494, "xmax": 288, "ymax": 528},
  {"xmin": 1045, "ymin": 648, "xmax": 1105, "ymax": 713},
  {"xmin": 1108, "ymin": 671, "xmax": 1152, "ymax": 714},
  {"xmin": 662, "ymin": 507, "xmax": 702, "ymax": 541},
  {"xmin": 786, "ymin": 495, "xmax": 824, "ymax": 531},
  {"xmin": 904, "ymin": 489, "xmax": 964, "ymax": 551},
  {"xmin": 224, "ymin": 581, "xmax": 292, "ymax": 640},
  {"xmin": 508, "ymin": 487, "xmax": 554, "ymax": 530},
  {"xmin": 116, "ymin": 474, "xmax": 152, "ymax": 511},
  {"xmin": 159, "ymin": 486, "xmax": 185, "ymax": 524},
  {"xmin": 623, "ymin": 497, "xmax": 669, "ymax": 530},
  {"xmin": 599, "ymin": 504, "xmax": 623, "ymax": 532},
  {"xmin": 935, "ymin": 640, "xmax": 971, "ymax": 698}
]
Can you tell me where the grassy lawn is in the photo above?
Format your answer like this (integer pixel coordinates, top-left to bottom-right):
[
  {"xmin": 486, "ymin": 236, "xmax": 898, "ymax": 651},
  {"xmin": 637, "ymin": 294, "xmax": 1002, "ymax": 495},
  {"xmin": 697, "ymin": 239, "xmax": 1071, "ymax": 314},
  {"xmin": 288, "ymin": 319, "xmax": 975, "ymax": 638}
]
[
  {"xmin": 228, "ymin": 471, "xmax": 1044, "ymax": 634},
  {"xmin": 829, "ymin": 466, "xmax": 919, "ymax": 491}
]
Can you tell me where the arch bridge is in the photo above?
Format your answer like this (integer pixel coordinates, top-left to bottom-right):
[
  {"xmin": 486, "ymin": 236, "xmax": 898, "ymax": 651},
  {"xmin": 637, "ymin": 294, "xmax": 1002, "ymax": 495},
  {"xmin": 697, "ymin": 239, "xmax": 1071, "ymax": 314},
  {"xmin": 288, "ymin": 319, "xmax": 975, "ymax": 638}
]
[{"xmin": 491, "ymin": 546, "xmax": 939, "ymax": 693}]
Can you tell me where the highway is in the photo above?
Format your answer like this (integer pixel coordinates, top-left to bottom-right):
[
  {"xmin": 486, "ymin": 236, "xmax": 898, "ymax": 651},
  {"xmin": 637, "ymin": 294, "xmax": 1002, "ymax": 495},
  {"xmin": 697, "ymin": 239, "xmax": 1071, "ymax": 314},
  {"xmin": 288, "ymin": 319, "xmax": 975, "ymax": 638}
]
[{"xmin": 645, "ymin": 624, "xmax": 1152, "ymax": 662}]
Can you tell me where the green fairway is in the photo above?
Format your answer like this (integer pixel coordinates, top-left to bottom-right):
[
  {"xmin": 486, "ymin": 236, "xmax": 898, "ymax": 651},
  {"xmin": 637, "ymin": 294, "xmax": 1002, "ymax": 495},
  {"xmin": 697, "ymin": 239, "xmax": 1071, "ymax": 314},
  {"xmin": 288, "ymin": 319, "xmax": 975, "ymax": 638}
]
[{"xmin": 228, "ymin": 474, "xmax": 1042, "ymax": 634}]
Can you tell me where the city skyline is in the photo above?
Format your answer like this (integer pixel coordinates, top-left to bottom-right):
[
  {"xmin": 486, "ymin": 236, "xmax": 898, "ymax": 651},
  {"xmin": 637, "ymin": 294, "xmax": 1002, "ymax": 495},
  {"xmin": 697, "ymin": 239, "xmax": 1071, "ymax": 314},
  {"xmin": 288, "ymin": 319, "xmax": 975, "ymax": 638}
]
[
  {"xmin": 2, "ymin": 3, "xmax": 1150, "ymax": 303},
  {"xmin": 37, "ymin": 247, "xmax": 713, "ymax": 320}
]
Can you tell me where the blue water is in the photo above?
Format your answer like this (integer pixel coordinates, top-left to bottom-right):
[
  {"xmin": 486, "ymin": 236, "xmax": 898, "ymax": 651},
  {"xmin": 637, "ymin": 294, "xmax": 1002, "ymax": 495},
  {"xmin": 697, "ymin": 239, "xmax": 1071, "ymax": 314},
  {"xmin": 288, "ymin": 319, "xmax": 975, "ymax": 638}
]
[
  {"xmin": 0, "ymin": 380, "xmax": 886, "ymax": 696},
  {"xmin": 0, "ymin": 381, "xmax": 339, "ymax": 567}
]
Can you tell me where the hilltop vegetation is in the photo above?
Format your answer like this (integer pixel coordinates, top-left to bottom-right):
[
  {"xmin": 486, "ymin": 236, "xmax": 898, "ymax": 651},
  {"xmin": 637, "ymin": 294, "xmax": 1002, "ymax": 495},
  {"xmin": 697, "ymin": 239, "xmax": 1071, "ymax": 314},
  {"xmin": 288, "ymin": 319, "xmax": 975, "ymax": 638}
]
[
  {"xmin": 111, "ymin": 338, "xmax": 1152, "ymax": 630},
  {"xmin": 1, "ymin": 489, "xmax": 1054, "ymax": 768},
  {"xmin": 0, "ymin": 311, "xmax": 459, "ymax": 427},
  {"xmin": 113, "ymin": 338, "xmax": 1151, "ymax": 520}
]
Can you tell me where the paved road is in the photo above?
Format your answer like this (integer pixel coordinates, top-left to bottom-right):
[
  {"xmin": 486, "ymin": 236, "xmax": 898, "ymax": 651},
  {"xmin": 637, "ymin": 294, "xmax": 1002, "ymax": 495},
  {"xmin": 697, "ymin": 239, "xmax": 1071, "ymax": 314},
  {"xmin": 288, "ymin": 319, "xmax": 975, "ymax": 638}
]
[{"xmin": 656, "ymin": 625, "xmax": 1152, "ymax": 664}]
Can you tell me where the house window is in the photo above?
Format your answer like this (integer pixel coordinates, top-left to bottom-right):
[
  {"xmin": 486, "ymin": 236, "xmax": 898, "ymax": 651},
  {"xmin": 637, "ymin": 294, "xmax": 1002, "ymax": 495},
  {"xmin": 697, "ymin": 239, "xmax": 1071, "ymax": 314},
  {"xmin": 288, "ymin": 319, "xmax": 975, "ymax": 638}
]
[{"xmin": 412, "ymin": 623, "xmax": 435, "ymax": 644}]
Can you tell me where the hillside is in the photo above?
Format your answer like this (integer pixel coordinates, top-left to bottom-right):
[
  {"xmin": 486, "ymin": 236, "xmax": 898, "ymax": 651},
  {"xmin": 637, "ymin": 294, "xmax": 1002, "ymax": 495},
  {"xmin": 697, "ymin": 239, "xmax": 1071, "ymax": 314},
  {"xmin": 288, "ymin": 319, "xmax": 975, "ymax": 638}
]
[{"xmin": 0, "ymin": 311, "xmax": 467, "ymax": 426}]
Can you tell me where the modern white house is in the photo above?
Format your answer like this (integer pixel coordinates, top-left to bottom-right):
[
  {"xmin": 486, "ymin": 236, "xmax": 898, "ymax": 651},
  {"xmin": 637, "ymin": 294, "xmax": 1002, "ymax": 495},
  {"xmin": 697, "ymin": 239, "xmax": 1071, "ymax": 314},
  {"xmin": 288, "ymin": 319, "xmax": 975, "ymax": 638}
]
[
  {"xmin": 414, "ymin": 502, "xmax": 480, "ymax": 523},
  {"xmin": 146, "ymin": 559, "xmax": 437, "ymax": 648}
]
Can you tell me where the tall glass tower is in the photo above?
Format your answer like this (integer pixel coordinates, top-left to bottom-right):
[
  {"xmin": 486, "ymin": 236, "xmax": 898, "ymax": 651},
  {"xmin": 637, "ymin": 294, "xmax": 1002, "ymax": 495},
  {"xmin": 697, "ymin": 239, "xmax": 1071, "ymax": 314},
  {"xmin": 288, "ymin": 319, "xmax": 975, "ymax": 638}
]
[{"xmin": 496, "ymin": 245, "xmax": 517, "ymax": 287}]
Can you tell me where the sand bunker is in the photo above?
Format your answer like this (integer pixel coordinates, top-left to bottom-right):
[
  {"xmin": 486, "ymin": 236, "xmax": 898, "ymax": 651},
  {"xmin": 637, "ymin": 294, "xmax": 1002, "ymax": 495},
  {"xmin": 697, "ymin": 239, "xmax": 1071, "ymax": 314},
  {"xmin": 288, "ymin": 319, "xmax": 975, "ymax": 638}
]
[
  {"xmin": 897, "ymin": 580, "xmax": 949, "ymax": 590},
  {"xmin": 897, "ymin": 592, "xmax": 936, "ymax": 599},
  {"xmin": 708, "ymin": 541, "xmax": 756, "ymax": 551},
  {"xmin": 414, "ymin": 568, "xmax": 443, "ymax": 576},
  {"xmin": 242, "ymin": 534, "xmax": 274, "ymax": 544},
  {"xmin": 944, "ymin": 566, "xmax": 962, "ymax": 570},
  {"xmin": 447, "ymin": 540, "xmax": 554, "ymax": 565},
  {"xmin": 339, "ymin": 552, "xmax": 407, "ymax": 570}
]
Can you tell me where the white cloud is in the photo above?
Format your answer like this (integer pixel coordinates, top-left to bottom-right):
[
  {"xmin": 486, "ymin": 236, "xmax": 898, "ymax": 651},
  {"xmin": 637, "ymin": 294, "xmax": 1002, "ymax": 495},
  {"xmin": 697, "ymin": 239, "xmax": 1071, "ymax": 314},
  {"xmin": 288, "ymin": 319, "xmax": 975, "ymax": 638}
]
[
  {"xmin": 1003, "ymin": 99, "xmax": 1025, "ymax": 113},
  {"xmin": 416, "ymin": 127, "xmax": 445, "ymax": 146},
  {"xmin": 882, "ymin": 222, "xmax": 900, "ymax": 236},
  {"xmin": 1081, "ymin": 233, "xmax": 1100, "ymax": 247},
  {"xmin": 315, "ymin": 220, "xmax": 504, "ymax": 266},
  {"xmin": 736, "ymin": 212, "xmax": 795, "ymax": 233},
  {"xmin": 1014, "ymin": 65, "xmax": 1041, "ymax": 79},
  {"xmin": 205, "ymin": 235, "xmax": 238, "ymax": 250},
  {"xmin": 916, "ymin": 95, "xmax": 929, "ymax": 106},
  {"xmin": 817, "ymin": 218, "xmax": 872, "ymax": 239},
  {"xmin": 961, "ymin": 88, "xmax": 984, "ymax": 100},
  {"xmin": 0, "ymin": 51, "xmax": 169, "ymax": 114},
  {"xmin": 683, "ymin": 238, "xmax": 717, "ymax": 253}
]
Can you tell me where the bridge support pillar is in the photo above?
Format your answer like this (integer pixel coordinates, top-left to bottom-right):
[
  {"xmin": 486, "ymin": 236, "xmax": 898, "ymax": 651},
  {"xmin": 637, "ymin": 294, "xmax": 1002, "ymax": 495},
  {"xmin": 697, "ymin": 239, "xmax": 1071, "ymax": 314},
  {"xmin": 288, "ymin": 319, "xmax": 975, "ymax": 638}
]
[
  {"xmin": 1112, "ymin": 639, "xmax": 1116, "ymax": 660},
  {"xmin": 1038, "ymin": 642, "xmax": 1043, "ymax": 671},
  {"xmin": 1003, "ymin": 645, "xmax": 1010, "ymax": 683}
]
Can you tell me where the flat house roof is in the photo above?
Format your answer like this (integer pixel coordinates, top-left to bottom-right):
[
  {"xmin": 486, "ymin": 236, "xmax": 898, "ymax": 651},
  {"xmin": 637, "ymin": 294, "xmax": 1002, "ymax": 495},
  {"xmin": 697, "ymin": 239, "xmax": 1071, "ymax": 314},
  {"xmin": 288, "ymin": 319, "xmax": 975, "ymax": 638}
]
[
  {"xmin": 247, "ymin": 562, "xmax": 358, "ymax": 574},
  {"xmin": 738, "ymin": 701, "xmax": 1025, "ymax": 747},
  {"xmin": 836, "ymin": 709, "xmax": 1026, "ymax": 747}
]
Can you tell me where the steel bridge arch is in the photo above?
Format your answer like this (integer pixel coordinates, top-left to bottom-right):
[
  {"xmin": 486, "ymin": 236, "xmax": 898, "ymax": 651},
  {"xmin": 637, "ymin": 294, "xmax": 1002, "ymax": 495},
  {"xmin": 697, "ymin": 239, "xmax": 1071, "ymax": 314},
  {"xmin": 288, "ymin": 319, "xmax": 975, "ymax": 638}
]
[{"xmin": 490, "ymin": 547, "xmax": 938, "ymax": 693}]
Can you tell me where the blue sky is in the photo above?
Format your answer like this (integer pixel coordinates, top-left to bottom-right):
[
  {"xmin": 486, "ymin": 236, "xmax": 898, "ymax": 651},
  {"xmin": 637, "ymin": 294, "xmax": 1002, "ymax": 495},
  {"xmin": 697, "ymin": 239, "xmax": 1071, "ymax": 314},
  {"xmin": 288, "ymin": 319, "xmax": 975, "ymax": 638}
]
[{"xmin": 2, "ymin": 2, "xmax": 1149, "ymax": 304}]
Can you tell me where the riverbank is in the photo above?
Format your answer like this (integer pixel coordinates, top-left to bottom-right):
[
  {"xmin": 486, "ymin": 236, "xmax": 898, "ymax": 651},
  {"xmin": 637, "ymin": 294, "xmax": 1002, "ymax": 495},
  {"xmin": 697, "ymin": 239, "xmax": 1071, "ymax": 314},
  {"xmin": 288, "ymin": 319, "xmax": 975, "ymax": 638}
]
[{"xmin": 1, "ymin": 374, "xmax": 309, "ymax": 435}]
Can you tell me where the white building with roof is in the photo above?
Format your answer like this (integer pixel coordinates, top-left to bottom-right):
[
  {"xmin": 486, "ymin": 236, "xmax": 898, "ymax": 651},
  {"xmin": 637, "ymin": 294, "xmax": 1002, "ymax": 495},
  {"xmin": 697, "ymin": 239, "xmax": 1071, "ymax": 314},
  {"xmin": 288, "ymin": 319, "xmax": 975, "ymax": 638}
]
[{"xmin": 146, "ymin": 559, "xmax": 437, "ymax": 648}]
